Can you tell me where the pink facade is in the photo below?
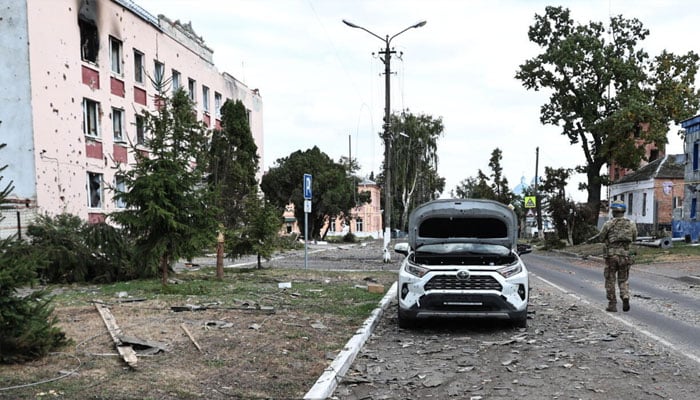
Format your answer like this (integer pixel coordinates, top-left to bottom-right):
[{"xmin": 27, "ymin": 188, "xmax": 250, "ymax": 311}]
[
  {"xmin": 281, "ymin": 178, "xmax": 383, "ymax": 239},
  {"xmin": 0, "ymin": 0, "xmax": 263, "ymax": 238}
]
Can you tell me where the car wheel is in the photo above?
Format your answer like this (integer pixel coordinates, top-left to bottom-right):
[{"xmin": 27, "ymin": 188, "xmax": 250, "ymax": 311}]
[
  {"xmin": 513, "ymin": 314, "xmax": 528, "ymax": 329},
  {"xmin": 397, "ymin": 304, "xmax": 415, "ymax": 329}
]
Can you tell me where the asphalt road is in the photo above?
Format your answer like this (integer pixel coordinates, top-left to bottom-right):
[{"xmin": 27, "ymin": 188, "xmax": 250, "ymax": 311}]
[{"xmin": 524, "ymin": 252, "xmax": 700, "ymax": 364}]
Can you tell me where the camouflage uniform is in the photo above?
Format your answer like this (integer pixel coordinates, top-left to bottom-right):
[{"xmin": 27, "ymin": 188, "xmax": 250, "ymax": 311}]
[{"xmin": 596, "ymin": 212, "xmax": 637, "ymax": 312}]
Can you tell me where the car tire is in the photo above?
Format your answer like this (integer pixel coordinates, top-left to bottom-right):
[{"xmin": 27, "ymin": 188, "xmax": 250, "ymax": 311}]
[{"xmin": 397, "ymin": 302, "xmax": 416, "ymax": 329}]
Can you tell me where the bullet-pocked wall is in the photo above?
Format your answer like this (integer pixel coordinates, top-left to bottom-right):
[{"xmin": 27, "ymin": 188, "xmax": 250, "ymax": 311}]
[{"xmin": 0, "ymin": 0, "xmax": 263, "ymax": 232}]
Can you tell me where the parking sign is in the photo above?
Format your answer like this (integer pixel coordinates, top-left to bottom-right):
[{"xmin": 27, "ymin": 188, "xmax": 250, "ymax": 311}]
[{"xmin": 303, "ymin": 174, "xmax": 312, "ymax": 199}]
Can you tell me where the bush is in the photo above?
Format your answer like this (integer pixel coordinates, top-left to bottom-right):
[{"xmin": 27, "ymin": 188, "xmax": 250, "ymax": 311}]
[
  {"xmin": 342, "ymin": 232, "xmax": 357, "ymax": 243},
  {"xmin": 27, "ymin": 214, "xmax": 140, "ymax": 283}
]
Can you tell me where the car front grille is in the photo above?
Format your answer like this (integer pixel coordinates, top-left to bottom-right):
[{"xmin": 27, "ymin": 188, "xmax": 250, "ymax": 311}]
[{"xmin": 425, "ymin": 274, "xmax": 502, "ymax": 291}]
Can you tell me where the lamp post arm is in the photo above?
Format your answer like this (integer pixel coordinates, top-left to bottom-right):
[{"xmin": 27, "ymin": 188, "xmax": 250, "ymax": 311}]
[{"xmin": 342, "ymin": 19, "xmax": 385, "ymax": 43}]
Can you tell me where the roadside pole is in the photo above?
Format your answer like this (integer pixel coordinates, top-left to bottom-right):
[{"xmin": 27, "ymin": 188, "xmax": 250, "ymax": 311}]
[{"xmin": 303, "ymin": 173, "xmax": 312, "ymax": 269}]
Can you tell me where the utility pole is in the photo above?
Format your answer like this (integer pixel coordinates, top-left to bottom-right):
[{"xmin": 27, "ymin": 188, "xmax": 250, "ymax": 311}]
[
  {"xmin": 343, "ymin": 19, "xmax": 426, "ymax": 262},
  {"xmin": 535, "ymin": 147, "xmax": 544, "ymax": 239}
]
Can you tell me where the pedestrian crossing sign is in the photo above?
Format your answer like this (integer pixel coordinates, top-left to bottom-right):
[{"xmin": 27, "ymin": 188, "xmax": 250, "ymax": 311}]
[{"xmin": 524, "ymin": 196, "xmax": 536, "ymax": 208}]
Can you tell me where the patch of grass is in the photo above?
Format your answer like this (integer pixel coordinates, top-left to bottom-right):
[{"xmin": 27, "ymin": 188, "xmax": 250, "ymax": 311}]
[{"xmin": 563, "ymin": 240, "xmax": 700, "ymax": 263}]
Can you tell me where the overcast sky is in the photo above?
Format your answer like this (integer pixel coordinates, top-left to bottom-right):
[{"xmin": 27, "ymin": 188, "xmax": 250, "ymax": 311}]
[{"xmin": 136, "ymin": 0, "xmax": 698, "ymax": 202}]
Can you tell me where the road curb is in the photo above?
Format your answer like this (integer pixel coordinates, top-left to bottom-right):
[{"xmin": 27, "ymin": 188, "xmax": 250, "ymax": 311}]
[{"xmin": 303, "ymin": 281, "xmax": 398, "ymax": 400}]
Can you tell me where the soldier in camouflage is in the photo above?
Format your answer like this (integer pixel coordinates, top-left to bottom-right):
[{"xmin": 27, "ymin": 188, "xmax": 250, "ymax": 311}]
[{"xmin": 589, "ymin": 201, "xmax": 637, "ymax": 312}]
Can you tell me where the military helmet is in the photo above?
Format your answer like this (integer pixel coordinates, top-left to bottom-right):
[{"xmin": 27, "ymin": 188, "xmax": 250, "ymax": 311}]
[{"xmin": 610, "ymin": 201, "xmax": 626, "ymax": 213}]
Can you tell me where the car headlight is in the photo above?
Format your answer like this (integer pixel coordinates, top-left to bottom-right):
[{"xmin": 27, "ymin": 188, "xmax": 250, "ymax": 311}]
[
  {"xmin": 497, "ymin": 262, "xmax": 522, "ymax": 278},
  {"xmin": 405, "ymin": 261, "xmax": 429, "ymax": 278}
]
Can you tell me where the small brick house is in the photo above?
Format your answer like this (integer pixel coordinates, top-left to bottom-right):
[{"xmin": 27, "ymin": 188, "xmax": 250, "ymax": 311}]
[{"xmin": 608, "ymin": 154, "xmax": 684, "ymax": 236}]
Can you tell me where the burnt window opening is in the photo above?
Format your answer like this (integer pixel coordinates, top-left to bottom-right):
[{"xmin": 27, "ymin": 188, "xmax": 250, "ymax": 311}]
[
  {"xmin": 79, "ymin": 18, "xmax": 99, "ymax": 63},
  {"xmin": 419, "ymin": 217, "xmax": 508, "ymax": 239}
]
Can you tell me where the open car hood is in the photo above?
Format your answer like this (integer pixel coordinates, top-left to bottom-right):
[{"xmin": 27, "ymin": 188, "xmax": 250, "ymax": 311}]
[{"xmin": 408, "ymin": 199, "xmax": 518, "ymax": 250}]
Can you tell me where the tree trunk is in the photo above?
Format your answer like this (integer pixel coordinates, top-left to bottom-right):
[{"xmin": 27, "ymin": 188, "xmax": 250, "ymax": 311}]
[
  {"xmin": 257, "ymin": 253, "xmax": 262, "ymax": 269},
  {"xmin": 160, "ymin": 254, "xmax": 169, "ymax": 286},
  {"xmin": 586, "ymin": 168, "xmax": 603, "ymax": 226},
  {"xmin": 216, "ymin": 240, "xmax": 224, "ymax": 280}
]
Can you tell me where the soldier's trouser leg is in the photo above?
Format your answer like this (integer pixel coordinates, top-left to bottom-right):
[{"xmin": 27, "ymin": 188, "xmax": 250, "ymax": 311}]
[
  {"xmin": 617, "ymin": 260, "xmax": 631, "ymax": 300},
  {"xmin": 603, "ymin": 257, "xmax": 619, "ymax": 305}
]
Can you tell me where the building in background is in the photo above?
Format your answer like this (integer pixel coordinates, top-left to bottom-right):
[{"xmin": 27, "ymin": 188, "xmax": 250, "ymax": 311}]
[
  {"xmin": 609, "ymin": 154, "xmax": 684, "ymax": 237},
  {"xmin": 0, "ymin": 0, "xmax": 263, "ymax": 239},
  {"xmin": 675, "ymin": 116, "xmax": 700, "ymax": 242}
]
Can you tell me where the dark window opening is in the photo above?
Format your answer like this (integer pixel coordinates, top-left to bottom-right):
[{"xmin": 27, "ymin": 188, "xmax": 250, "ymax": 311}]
[
  {"xmin": 79, "ymin": 18, "xmax": 99, "ymax": 63},
  {"xmin": 649, "ymin": 149, "xmax": 660, "ymax": 162},
  {"xmin": 419, "ymin": 217, "xmax": 507, "ymax": 239},
  {"xmin": 135, "ymin": 114, "xmax": 145, "ymax": 145}
]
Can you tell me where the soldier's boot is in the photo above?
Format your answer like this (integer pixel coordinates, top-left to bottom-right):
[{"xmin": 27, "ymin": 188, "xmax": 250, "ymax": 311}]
[
  {"xmin": 622, "ymin": 298, "xmax": 630, "ymax": 312},
  {"xmin": 605, "ymin": 302, "xmax": 617, "ymax": 312}
]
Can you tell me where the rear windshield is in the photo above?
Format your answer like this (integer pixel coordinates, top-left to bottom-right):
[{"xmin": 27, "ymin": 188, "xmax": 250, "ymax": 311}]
[{"xmin": 418, "ymin": 217, "xmax": 508, "ymax": 239}]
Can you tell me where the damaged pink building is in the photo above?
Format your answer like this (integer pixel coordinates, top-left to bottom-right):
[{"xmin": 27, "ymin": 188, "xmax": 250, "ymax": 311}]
[{"xmin": 0, "ymin": 0, "xmax": 263, "ymax": 238}]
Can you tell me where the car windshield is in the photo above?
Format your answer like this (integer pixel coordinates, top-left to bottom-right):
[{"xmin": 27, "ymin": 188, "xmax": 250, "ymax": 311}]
[{"xmin": 416, "ymin": 242, "xmax": 511, "ymax": 256}]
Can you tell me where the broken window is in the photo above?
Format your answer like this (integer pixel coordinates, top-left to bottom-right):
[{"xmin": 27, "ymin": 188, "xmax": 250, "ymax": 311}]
[
  {"xmin": 112, "ymin": 108, "xmax": 124, "ymax": 142},
  {"xmin": 135, "ymin": 114, "xmax": 145, "ymax": 145},
  {"xmin": 202, "ymin": 86, "xmax": 210, "ymax": 112},
  {"xmin": 110, "ymin": 37, "xmax": 122, "ymax": 74},
  {"xmin": 188, "ymin": 78, "xmax": 196, "ymax": 101},
  {"xmin": 134, "ymin": 49, "xmax": 144, "ymax": 83},
  {"xmin": 83, "ymin": 98, "xmax": 100, "ymax": 137},
  {"xmin": 87, "ymin": 172, "xmax": 103, "ymax": 208},
  {"xmin": 79, "ymin": 18, "xmax": 99, "ymax": 63}
]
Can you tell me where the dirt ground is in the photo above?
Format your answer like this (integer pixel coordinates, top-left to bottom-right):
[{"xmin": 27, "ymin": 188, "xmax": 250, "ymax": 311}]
[{"xmin": 0, "ymin": 241, "xmax": 396, "ymax": 400}]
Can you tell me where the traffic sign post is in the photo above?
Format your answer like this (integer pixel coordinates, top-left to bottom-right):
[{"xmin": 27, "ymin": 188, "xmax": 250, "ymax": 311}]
[{"xmin": 303, "ymin": 174, "xmax": 312, "ymax": 269}]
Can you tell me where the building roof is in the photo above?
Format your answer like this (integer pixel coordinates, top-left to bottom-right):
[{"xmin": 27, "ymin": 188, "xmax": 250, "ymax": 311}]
[{"xmin": 615, "ymin": 154, "xmax": 685, "ymax": 184}]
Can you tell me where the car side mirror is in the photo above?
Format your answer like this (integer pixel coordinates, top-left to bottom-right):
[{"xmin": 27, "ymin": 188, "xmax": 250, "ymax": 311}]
[{"xmin": 394, "ymin": 242, "xmax": 410, "ymax": 255}]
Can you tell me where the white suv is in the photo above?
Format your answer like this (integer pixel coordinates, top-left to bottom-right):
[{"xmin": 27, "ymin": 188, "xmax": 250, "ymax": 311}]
[{"xmin": 395, "ymin": 199, "xmax": 530, "ymax": 328}]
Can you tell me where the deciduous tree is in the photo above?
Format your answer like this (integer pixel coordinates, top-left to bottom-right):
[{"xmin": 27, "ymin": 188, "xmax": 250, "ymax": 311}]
[{"xmin": 516, "ymin": 6, "xmax": 700, "ymax": 222}]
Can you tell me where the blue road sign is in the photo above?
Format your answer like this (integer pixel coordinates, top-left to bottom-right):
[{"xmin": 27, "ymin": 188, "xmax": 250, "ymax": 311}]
[{"xmin": 304, "ymin": 173, "xmax": 312, "ymax": 199}]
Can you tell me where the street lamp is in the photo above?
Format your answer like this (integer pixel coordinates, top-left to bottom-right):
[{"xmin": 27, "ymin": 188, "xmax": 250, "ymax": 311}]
[{"xmin": 343, "ymin": 19, "xmax": 426, "ymax": 262}]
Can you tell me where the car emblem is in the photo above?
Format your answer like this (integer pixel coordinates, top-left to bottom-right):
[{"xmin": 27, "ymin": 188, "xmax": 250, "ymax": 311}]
[{"xmin": 456, "ymin": 270, "xmax": 470, "ymax": 280}]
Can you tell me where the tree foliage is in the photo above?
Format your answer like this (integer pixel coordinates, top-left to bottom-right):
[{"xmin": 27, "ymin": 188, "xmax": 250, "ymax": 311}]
[
  {"xmin": 110, "ymin": 89, "xmax": 218, "ymax": 285},
  {"xmin": 387, "ymin": 111, "xmax": 445, "ymax": 231},
  {"xmin": 453, "ymin": 148, "xmax": 515, "ymax": 206},
  {"xmin": 208, "ymin": 99, "xmax": 280, "ymax": 267},
  {"xmin": 208, "ymin": 99, "xmax": 259, "ymax": 230},
  {"xmin": 0, "ymin": 140, "xmax": 68, "ymax": 363},
  {"xmin": 516, "ymin": 6, "xmax": 700, "ymax": 222},
  {"xmin": 261, "ymin": 146, "xmax": 358, "ymax": 240}
]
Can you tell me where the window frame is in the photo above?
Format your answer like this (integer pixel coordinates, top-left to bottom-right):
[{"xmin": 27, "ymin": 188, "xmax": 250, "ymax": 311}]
[
  {"xmin": 172, "ymin": 69, "xmax": 181, "ymax": 92},
  {"xmin": 133, "ymin": 49, "xmax": 144, "ymax": 84},
  {"xmin": 135, "ymin": 113, "xmax": 146, "ymax": 145},
  {"xmin": 188, "ymin": 78, "xmax": 196, "ymax": 101},
  {"xmin": 214, "ymin": 92, "xmax": 222, "ymax": 118},
  {"xmin": 356, "ymin": 217, "xmax": 364, "ymax": 232},
  {"xmin": 154, "ymin": 60, "xmax": 165, "ymax": 85},
  {"xmin": 627, "ymin": 193, "xmax": 634, "ymax": 215},
  {"xmin": 202, "ymin": 85, "xmax": 210, "ymax": 112},
  {"xmin": 112, "ymin": 107, "xmax": 125, "ymax": 142},
  {"xmin": 83, "ymin": 98, "xmax": 101, "ymax": 138},
  {"xmin": 114, "ymin": 175, "xmax": 126, "ymax": 209},
  {"xmin": 87, "ymin": 172, "xmax": 103, "ymax": 209},
  {"xmin": 110, "ymin": 36, "xmax": 123, "ymax": 75}
]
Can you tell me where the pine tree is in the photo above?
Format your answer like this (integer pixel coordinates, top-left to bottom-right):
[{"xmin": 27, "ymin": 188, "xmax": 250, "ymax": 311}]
[
  {"xmin": 110, "ymin": 89, "xmax": 219, "ymax": 285},
  {"xmin": 0, "ymin": 140, "xmax": 68, "ymax": 363}
]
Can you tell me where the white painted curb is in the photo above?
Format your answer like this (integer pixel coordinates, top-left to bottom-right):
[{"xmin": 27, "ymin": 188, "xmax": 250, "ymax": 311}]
[{"xmin": 303, "ymin": 281, "xmax": 398, "ymax": 400}]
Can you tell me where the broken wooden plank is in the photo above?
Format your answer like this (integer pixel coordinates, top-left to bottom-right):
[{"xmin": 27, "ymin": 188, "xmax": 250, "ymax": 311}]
[
  {"xmin": 181, "ymin": 323, "xmax": 202, "ymax": 352},
  {"xmin": 94, "ymin": 302, "xmax": 138, "ymax": 368}
]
